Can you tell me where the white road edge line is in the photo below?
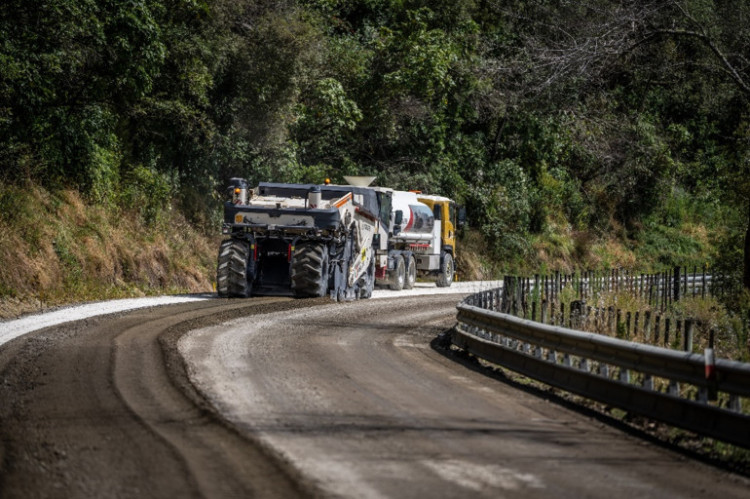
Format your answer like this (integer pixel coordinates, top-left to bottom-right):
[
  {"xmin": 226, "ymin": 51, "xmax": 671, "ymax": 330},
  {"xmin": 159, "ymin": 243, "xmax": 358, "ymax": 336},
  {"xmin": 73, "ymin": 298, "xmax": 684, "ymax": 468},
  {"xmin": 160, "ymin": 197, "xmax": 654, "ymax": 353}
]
[
  {"xmin": 0, "ymin": 295, "xmax": 211, "ymax": 348},
  {"xmin": 0, "ymin": 280, "xmax": 502, "ymax": 348}
]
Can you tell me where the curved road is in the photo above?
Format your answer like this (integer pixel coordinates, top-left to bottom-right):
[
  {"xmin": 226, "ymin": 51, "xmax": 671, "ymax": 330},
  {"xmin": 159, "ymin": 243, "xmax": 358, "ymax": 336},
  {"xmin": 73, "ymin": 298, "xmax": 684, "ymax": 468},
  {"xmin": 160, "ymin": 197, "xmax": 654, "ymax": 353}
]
[{"xmin": 1, "ymin": 294, "xmax": 748, "ymax": 497}]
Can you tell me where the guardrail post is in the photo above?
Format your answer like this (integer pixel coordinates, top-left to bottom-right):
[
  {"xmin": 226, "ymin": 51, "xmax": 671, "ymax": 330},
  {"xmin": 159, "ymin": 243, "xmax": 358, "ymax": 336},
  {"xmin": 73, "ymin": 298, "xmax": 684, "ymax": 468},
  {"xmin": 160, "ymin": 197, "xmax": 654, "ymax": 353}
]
[
  {"xmin": 654, "ymin": 314, "xmax": 661, "ymax": 345},
  {"xmin": 664, "ymin": 318, "xmax": 671, "ymax": 347},
  {"xmin": 668, "ymin": 380, "xmax": 680, "ymax": 396},
  {"xmin": 697, "ymin": 388, "xmax": 708, "ymax": 404},
  {"xmin": 580, "ymin": 358, "xmax": 589, "ymax": 372},
  {"xmin": 619, "ymin": 367, "xmax": 630, "ymax": 384},
  {"xmin": 729, "ymin": 395, "xmax": 742, "ymax": 412},
  {"xmin": 600, "ymin": 363, "xmax": 610, "ymax": 378},
  {"xmin": 644, "ymin": 311, "xmax": 652, "ymax": 342},
  {"xmin": 563, "ymin": 353, "xmax": 572, "ymax": 367},
  {"xmin": 643, "ymin": 374, "xmax": 654, "ymax": 391}
]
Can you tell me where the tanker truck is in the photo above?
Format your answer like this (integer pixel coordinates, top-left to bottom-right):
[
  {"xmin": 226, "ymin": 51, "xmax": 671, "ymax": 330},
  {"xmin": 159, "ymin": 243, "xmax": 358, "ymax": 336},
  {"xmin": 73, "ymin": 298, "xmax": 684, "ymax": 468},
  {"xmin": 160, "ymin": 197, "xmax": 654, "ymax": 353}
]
[
  {"xmin": 372, "ymin": 189, "xmax": 461, "ymax": 290},
  {"xmin": 217, "ymin": 179, "xmax": 380, "ymax": 301}
]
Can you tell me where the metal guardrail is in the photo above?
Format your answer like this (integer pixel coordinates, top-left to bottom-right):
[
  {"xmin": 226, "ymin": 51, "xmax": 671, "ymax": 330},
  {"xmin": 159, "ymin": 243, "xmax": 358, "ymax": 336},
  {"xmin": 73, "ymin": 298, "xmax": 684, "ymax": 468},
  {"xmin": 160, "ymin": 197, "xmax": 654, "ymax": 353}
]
[{"xmin": 453, "ymin": 287, "xmax": 750, "ymax": 448}]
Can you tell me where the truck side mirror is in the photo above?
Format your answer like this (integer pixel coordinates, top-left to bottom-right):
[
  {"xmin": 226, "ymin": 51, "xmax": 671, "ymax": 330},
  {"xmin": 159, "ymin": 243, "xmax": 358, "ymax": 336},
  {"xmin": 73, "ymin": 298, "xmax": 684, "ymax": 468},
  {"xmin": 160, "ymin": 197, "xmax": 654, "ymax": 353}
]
[
  {"xmin": 394, "ymin": 210, "xmax": 403, "ymax": 226},
  {"xmin": 393, "ymin": 210, "xmax": 403, "ymax": 235}
]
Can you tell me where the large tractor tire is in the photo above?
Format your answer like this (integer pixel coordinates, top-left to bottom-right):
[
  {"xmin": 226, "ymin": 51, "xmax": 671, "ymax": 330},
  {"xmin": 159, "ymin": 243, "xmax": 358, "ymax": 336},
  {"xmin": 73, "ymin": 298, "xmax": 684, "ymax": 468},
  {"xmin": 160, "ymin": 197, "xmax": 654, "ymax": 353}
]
[
  {"xmin": 435, "ymin": 252, "xmax": 454, "ymax": 288},
  {"xmin": 389, "ymin": 255, "xmax": 405, "ymax": 291},
  {"xmin": 358, "ymin": 258, "xmax": 375, "ymax": 299},
  {"xmin": 291, "ymin": 243, "xmax": 329, "ymax": 298},
  {"xmin": 405, "ymin": 255, "xmax": 417, "ymax": 290},
  {"xmin": 216, "ymin": 239, "xmax": 251, "ymax": 298}
]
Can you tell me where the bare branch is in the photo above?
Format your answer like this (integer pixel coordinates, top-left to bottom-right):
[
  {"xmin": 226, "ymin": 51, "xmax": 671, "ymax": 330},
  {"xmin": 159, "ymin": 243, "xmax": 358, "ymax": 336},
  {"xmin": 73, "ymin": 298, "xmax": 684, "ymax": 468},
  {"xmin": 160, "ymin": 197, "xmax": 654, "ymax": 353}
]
[{"xmin": 647, "ymin": 28, "xmax": 750, "ymax": 95}]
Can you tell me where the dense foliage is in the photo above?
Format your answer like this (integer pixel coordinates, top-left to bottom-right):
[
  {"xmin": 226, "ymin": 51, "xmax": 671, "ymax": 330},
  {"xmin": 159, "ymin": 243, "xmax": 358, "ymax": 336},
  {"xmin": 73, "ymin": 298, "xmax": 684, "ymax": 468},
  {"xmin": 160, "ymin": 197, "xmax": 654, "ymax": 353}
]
[{"xmin": 1, "ymin": 0, "xmax": 748, "ymax": 278}]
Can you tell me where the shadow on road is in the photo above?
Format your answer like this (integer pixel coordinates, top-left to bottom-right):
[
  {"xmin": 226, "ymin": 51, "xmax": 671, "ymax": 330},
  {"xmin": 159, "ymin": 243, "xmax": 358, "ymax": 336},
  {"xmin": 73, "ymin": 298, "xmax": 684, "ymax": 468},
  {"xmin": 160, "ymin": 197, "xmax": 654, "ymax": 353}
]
[{"xmin": 430, "ymin": 328, "xmax": 750, "ymax": 479}]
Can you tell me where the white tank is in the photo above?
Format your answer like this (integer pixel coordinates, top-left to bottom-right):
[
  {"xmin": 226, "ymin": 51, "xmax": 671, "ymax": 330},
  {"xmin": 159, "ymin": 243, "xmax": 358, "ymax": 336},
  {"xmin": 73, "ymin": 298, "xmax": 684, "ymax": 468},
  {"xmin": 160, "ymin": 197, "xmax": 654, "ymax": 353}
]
[{"xmin": 391, "ymin": 191, "xmax": 435, "ymax": 241}]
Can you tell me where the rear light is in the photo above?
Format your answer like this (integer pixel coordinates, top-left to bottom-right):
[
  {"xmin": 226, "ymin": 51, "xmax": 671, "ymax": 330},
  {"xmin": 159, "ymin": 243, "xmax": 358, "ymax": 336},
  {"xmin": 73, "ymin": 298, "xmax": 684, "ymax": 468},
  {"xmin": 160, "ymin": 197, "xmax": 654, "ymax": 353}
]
[
  {"xmin": 251, "ymin": 244, "xmax": 257, "ymax": 261},
  {"xmin": 288, "ymin": 244, "xmax": 294, "ymax": 262}
]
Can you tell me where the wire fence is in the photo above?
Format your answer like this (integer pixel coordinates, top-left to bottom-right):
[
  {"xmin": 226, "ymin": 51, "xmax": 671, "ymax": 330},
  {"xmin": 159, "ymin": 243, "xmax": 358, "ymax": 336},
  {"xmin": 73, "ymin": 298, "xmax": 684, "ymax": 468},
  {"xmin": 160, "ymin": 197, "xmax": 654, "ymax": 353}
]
[{"xmin": 496, "ymin": 267, "xmax": 749, "ymax": 362}]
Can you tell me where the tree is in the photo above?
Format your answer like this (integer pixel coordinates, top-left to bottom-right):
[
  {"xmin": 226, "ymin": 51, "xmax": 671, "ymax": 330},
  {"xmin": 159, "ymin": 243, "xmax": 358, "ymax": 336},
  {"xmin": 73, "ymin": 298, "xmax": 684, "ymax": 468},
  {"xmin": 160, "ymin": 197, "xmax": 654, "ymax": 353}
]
[{"xmin": 499, "ymin": 0, "xmax": 750, "ymax": 280}]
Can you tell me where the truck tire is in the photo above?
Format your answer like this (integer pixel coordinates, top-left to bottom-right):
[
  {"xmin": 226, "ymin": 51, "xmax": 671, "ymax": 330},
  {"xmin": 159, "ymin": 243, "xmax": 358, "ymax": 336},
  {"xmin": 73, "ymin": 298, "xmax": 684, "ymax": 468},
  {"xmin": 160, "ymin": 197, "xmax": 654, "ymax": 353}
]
[
  {"xmin": 389, "ymin": 255, "xmax": 405, "ymax": 291},
  {"xmin": 405, "ymin": 255, "xmax": 417, "ymax": 290},
  {"xmin": 216, "ymin": 239, "xmax": 251, "ymax": 298},
  {"xmin": 435, "ymin": 252, "xmax": 454, "ymax": 288},
  {"xmin": 291, "ymin": 243, "xmax": 329, "ymax": 298}
]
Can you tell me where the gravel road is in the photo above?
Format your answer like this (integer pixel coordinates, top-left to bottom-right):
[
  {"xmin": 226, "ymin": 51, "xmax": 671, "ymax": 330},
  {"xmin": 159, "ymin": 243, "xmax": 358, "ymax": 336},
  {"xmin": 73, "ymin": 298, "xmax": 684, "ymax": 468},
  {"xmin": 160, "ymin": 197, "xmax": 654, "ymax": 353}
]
[
  {"xmin": 1, "ymin": 291, "xmax": 748, "ymax": 498},
  {"xmin": 0, "ymin": 298, "xmax": 317, "ymax": 498},
  {"xmin": 179, "ymin": 294, "xmax": 748, "ymax": 498}
]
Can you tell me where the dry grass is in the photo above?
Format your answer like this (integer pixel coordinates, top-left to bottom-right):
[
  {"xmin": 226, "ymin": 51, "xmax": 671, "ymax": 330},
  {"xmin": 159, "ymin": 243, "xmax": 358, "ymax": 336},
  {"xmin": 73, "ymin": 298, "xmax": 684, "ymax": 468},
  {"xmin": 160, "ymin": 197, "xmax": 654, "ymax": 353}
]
[{"xmin": 0, "ymin": 185, "xmax": 220, "ymax": 319}]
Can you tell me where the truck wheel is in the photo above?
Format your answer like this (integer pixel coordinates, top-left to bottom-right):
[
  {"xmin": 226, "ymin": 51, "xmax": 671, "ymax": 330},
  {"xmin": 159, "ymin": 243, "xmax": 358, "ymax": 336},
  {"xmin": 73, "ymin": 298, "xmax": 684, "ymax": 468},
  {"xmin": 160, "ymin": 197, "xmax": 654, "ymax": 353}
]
[
  {"xmin": 435, "ymin": 252, "xmax": 454, "ymax": 288},
  {"xmin": 389, "ymin": 255, "xmax": 405, "ymax": 291},
  {"xmin": 291, "ymin": 243, "xmax": 329, "ymax": 298},
  {"xmin": 216, "ymin": 239, "xmax": 251, "ymax": 298},
  {"xmin": 405, "ymin": 255, "xmax": 417, "ymax": 290}
]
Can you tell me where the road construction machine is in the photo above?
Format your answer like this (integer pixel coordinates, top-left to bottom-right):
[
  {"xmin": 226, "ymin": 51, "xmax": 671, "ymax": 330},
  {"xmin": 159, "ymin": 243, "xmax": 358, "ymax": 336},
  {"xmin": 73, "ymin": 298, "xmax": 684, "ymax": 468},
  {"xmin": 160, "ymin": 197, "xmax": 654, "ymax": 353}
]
[{"xmin": 217, "ymin": 179, "xmax": 381, "ymax": 300}]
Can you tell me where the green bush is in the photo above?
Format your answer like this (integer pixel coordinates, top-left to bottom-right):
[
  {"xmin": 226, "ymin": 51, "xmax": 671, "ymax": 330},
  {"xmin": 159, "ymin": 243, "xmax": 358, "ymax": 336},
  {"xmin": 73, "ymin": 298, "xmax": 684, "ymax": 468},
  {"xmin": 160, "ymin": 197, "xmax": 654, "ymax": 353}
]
[{"xmin": 119, "ymin": 165, "xmax": 173, "ymax": 226}]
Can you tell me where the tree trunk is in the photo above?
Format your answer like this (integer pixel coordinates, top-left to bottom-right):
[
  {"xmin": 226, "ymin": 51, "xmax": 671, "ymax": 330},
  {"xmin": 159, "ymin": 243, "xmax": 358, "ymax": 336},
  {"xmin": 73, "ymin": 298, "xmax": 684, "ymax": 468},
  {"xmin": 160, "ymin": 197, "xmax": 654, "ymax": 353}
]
[{"xmin": 745, "ymin": 197, "xmax": 750, "ymax": 291}]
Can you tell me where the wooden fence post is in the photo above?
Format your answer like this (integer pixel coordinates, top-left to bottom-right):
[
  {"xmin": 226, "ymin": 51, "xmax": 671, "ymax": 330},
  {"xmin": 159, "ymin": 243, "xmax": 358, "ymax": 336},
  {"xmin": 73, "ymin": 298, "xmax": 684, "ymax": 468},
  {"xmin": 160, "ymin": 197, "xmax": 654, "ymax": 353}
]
[
  {"xmin": 684, "ymin": 319, "xmax": 694, "ymax": 352},
  {"xmin": 626, "ymin": 311, "xmax": 632, "ymax": 339}
]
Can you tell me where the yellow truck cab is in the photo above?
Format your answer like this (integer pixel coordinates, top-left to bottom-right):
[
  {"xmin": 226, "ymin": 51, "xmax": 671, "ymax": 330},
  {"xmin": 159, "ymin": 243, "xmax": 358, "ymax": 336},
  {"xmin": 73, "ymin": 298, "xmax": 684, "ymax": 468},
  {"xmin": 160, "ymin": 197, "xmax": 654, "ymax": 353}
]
[{"xmin": 416, "ymin": 194, "xmax": 459, "ymax": 286}]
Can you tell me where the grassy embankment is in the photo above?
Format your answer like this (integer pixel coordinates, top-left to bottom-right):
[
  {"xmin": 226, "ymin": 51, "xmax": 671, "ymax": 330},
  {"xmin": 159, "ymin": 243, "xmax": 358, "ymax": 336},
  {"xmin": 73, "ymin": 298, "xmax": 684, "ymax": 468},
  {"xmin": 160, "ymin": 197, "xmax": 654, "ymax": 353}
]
[
  {"xmin": 0, "ymin": 181, "xmax": 725, "ymax": 321},
  {"xmin": 0, "ymin": 183, "xmax": 219, "ymax": 319}
]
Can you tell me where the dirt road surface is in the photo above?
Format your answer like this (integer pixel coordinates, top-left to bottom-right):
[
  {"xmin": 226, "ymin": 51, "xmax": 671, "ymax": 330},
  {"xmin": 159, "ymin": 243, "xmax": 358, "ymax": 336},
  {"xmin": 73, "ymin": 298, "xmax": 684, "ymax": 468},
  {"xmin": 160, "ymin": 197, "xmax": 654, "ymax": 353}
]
[
  {"xmin": 0, "ymin": 298, "xmax": 318, "ymax": 498},
  {"xmin": 1, "ymin": 293, "xmax": 748, "ymax": 498},
  {"xmin": 179, "ymin": 295, "xmax": 749, "ymax": 498}
]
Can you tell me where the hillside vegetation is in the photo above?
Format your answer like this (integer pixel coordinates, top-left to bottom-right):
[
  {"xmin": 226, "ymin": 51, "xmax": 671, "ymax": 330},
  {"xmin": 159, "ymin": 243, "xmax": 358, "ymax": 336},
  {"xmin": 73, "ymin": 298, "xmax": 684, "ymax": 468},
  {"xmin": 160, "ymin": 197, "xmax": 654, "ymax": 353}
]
[
  {"xmin": 0, "ymin": 182, "xmax": 218, "ymax": 317},
  {"xmin": 1, "ymin": 1, "xmax": 749, "ymax": 315}
]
